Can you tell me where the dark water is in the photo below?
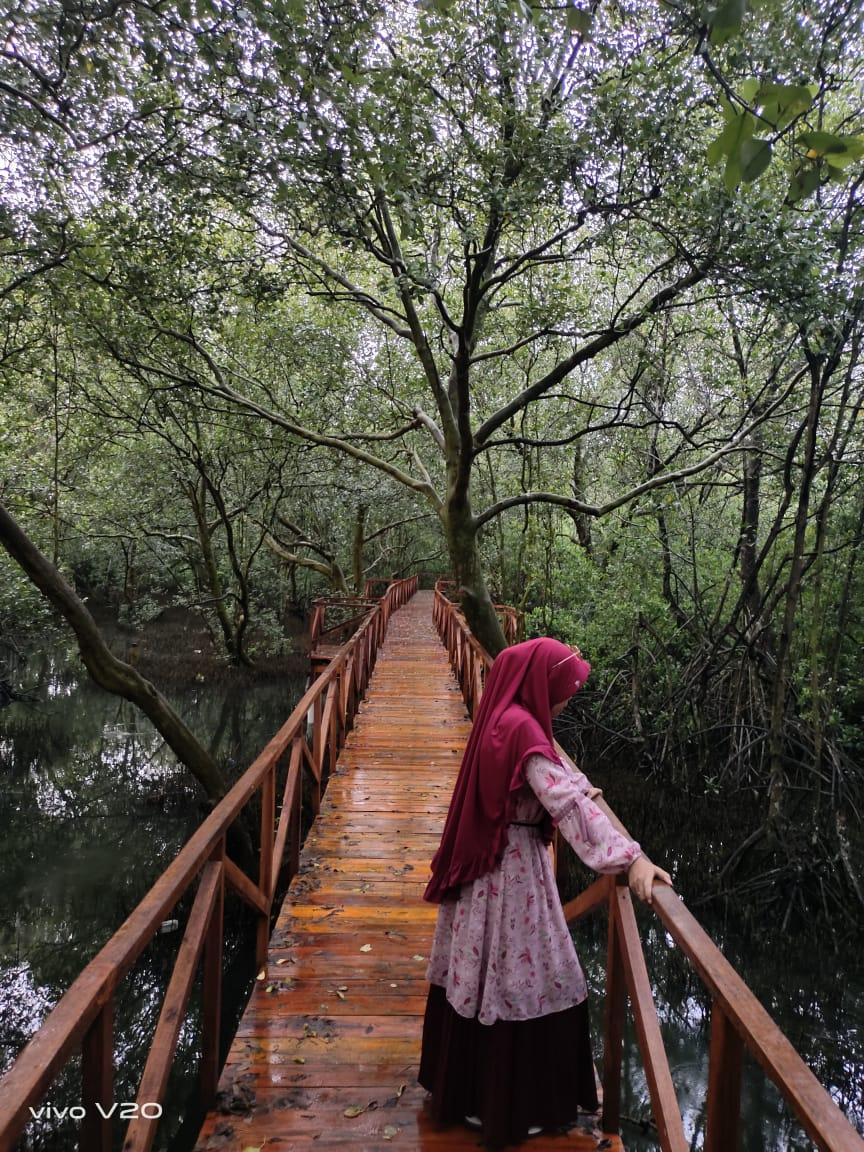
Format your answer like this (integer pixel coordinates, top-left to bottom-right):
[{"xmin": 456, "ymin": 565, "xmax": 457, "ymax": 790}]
[
  {"xmin": 565, "ymin": 765, "xmax": 864, "ymax": 1152},
  {"xmin": 0, "ymin": 635, "xmax": 308, "ymax": 1152},
  {"xmin": 571, "ymin": 909, "xmax": 864, "ymax": 1151},
  {"xmin": 1, "ymin": 639, "xmax": 862, "ymax": 1151}
]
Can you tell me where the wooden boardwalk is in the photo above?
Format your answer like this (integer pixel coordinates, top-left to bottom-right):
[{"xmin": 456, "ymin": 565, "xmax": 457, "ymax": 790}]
[{"xmin": 193, "ymin": 591, "xmax": 623, "ymax": 1152}]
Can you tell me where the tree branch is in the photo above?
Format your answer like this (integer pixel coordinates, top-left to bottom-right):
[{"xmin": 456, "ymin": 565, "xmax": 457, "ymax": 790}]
[
  {"xmin": 473, "ymin": 261, "xmax": 710, "ymax": 447},
  {"xmin": 473, "ymin": 370, "xmax": 800, "ymax": 528}
]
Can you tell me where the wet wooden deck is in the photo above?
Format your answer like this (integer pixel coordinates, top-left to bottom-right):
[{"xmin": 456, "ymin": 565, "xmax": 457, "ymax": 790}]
[{"xmin": 193, "ymin": 591, "xmax": 623, "ymax": 1152}]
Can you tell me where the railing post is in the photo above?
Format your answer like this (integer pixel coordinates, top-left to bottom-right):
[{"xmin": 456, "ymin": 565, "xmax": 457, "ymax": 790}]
[
  {"xmin": 309, "ymin": 601, "xmax": 324, "ymax": 649},
  {"xmin": 602, "ymin": 876, "xmax": 625, "ymax": 1136},
  {"xmin": 326, "ymin": 681, "xmax": 338, "ymax": 786},
  {"xmin": 339, "ymin": 670, "xmax": 347, "ymax": 746},
  {"xmin": 706, "ymin": 999, "xmax": 743, "ymax": 1152},
  {"xmin": 200, "ymin": 836, "xmax": 225, "ymax": 1111},
  {"xmin": 290, "ymin": 747, "xmax": 302, "ymax": 879},
  {"xmin": 256, "ymin": 766, "xmax": 275, "ymax": 969},
  {"xmin": 81, "ymin": 995, "xmax": 113, "ymax": 1152},
  {"xmin": 312, "ymin": 691, "xmax": 323, "ymax": 808}
]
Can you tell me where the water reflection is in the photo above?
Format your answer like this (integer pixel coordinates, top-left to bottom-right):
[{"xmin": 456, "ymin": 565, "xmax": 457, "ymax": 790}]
[
  {"xmin": 570, "ymin": 841, "xmax": 864, "ymax": 1150},
  {"xmin": 0, "ymin": 641, "xmax": 308, "ymax": 1151}
]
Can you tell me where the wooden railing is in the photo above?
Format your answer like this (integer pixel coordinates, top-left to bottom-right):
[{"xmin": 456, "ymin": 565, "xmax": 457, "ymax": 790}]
[
  {"xmin": 363, "ymin": 577, "xmax": 392, "ymax": 598},
  {"xmin": 434, "ymin": 576, "xmax": 524, "ymax": 644},
  {"xmin": 308, "ymin": 594, "xmax": 378, "ymax": 650},
  {"xmin": 433, "ymin": 587, "xmax": 864, "ymax": 1152},
  {"xmin": 0, "ymin": 575, "xmax": 418, "ymax": 1152}
]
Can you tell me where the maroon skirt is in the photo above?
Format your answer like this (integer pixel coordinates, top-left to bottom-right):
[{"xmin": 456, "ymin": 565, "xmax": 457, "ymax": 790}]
[{"xmin": 418, "ymin": 982, "xmax": 600, "ymax": 1147}]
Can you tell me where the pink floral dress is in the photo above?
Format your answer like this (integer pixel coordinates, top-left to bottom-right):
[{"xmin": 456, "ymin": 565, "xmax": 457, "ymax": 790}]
[{"xmin": 426, "ymin": 752, "xmax": 642, "ymax": 1025}]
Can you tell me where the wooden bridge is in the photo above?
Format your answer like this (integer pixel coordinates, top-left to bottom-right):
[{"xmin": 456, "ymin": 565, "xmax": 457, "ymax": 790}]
[{"xmin": 0, "ymin": 581, "xmax": 862, "ymax": 1152}]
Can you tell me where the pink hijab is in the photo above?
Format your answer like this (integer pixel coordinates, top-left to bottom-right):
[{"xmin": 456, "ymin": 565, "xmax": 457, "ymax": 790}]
[{"xmin": 423, "ymin": 637, "xmax": 591, "ymax": 903}]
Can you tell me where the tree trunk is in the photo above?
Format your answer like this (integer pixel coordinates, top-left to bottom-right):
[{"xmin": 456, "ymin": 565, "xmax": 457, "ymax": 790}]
[
  {"xmin": 352, "ymin": 503, "xmax": 366, "ymax": 593},
  {"xmin": 264, "ymin": 533, "xmax": 350, "ymax": 594},
  {"xmin": 766, "ymin": 360, "xmax": 824, "ymax": 834},
  {"xmin": 0, "ymin": 500, "xmax": 256, "ymax": 871},
  {"xmin": 199, "ymin": 467, "xmax": 254, "ymax": 666},
  {"xmin": 190, "ymin": 479, "xmax": 250, "ymax": 664},
  {"xmin": 442, "ymin": 497, "xmax": 506, "ymax": 657},
  {"xmin": 570, "ymin": 442, "xmax": 593, "ymax": 556}
]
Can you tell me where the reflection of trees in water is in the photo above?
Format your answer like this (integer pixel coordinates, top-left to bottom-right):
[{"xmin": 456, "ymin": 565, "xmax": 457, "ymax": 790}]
[
  {"xmin": 0, "ymin": 644, "xmax": 305, "ymax": 1149},
  {"xmin": 571, "ymin": 886, "xmax": 863, "ymax": 1150},
  {"xmin": 557, "ymin": 729, "xmax": 863, "ymax": 1148},
  {"xmin": 5, "ymin": 906, "xmax": 259, "ymax": 1152}
]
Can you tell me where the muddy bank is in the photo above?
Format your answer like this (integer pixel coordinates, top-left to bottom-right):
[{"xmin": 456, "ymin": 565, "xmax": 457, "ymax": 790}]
[{"xmin": 87, "ymin": 602, "xmax": 311, "ymax": 684}]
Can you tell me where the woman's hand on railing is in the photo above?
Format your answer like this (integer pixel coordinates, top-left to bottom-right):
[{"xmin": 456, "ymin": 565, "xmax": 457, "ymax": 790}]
[{"xmin": 627, "ymin": 855, "xmax": 673, "ymax": 906}]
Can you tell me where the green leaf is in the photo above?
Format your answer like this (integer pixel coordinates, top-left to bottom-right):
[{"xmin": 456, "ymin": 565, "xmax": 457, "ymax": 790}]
[
  {"xmin": 566, "ymin": 6, "xmax": 593, "ymax": 35},
  {"xmin": 739, "ymin": 137, "xmax": 772, "ymax": 182},
  {"xmin": 786, "ymin": 165, "xmax": 821, "ymax": 204},
  {"xmin": 719, "ymin": 96, "xmax": 737, "ymax": 123},
  {"xmin": 724, "ymin": 154, "xmax": 742, "ymax": 193},
  {"xmin": 823, "ymin": 150, "xmax": 862, "ymax": 170},
  {"xmin": 758, "ymin": 100, "xmax": 781, "ymax": 128},
  {"xmin": 707, "ymin": 0, "xmax": 748, "ymax": 43},
  {"xmin": 738, "ymin": 78, "xmax": 760, "ymax": 102},
  {"xmin": 706, "ymin": 115, "xmax": 743, "ymax": 163},
  {"xmin": 799, "ymin": 131, "xmax": 864, "ymax": 169},
  {"xmin": 711, "ymin": 111, "xmax": 755, "ymax": 190},
  {"xmin": 707, "ymin": 132, "xmax": 727, "ymax": 165},
  {"xmin": 799, "ymin": 130, "xmax": 848, "ymax": 155},
  {"xmin": 757, "ymin": 83, "xmax": 813, "ymax": 129}
]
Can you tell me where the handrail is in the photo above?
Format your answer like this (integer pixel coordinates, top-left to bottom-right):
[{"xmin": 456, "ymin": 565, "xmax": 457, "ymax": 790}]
[
  {"xmin": 433, "ymin": 576, "xmax": 525, "ymax": 644},
  {"xmin": 0, "ymin": 575, "xmax": 418, "ymax": 1152},
  {"xmin": 432, "ymin": 586, "xmax": 864, "ymax": 1152},
  {"xmin": 308, "ymin": 595, "xmax": 379, "ymax": 649}
]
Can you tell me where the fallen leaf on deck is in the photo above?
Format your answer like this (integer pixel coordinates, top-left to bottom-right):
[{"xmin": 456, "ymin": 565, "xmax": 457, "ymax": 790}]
[
  {"xmin": 412, "ymin": 955, "xmax": 425, "ymax": 961},
  {"xmin": 396, "ymin": 1083, "xmax": 407, "ymax": 1099},
  {"xmin": 215, "ymin": 1083, "xmax": 256, "ymax": 1115},
  {"xmin": 360, "ymin": 943, "xmax": 373, "ymax": 952},
  {"xmin": 276, "ymin": 958, "xmax": 288, "ymax": 965},
  {"xmin": 256, "ymin": 969, "xmax": 266, "ymax": 980},
  {"xmin": 344, "ymin": 1099, "xmax": 377, "ymax": 1118},
  {"xmin": 293, "ymin": 1057, "xmax": 306, "ymax": 1064},
  {"xmin": 382, "ymin": 1126, "xmax": 400, "ymax": 1140}
]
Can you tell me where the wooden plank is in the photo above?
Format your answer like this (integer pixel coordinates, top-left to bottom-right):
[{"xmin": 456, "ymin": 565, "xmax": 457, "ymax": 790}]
[
  {"xmin": 613, "ymin": 886, "xmax": 687, "ymax": 1152},
  {"xmin": 224, "ymin": 854, "xmax": 267, "ymax": 916},
  {"xmin": 706, "ymin": 999, "xmax": 743, "ymax": 1152},
  {"xmin": 192, "ymin": 592, "xmax": 623, "ymax": 1152},
  {"xmin": 81, "ymin": 999, "xmax": 114, "ymax": 1152},
  {"xmin": 602, "ymin": 881, "xmax": 626, "ymax": 1136},
  {"xmin": 123, "ymin": 860, "xmax": 223, "ymax": 1152}
]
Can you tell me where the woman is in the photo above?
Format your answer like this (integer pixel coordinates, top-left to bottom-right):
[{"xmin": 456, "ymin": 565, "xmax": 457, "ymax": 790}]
[{"xmin": 418, "ymin": 636, "xmax": 671, "ymax": 1147}]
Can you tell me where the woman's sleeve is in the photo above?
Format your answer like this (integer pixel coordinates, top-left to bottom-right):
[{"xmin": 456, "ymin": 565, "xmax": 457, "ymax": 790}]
[{"xmin": 524, "ymin": 753, "xmax": 642, "ymax": 874}]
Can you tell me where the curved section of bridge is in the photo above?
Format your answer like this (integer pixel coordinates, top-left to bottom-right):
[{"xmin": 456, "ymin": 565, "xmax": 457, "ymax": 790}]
[{"xmin": 192, "ymin": 590, "xmax": 617, "ymax": 1151}]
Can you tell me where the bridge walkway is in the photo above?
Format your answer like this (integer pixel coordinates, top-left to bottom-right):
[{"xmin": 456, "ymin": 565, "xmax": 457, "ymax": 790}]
[{"xmin": 192, "ymin": 590, "xmax": 620, "ymax": 1152}]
